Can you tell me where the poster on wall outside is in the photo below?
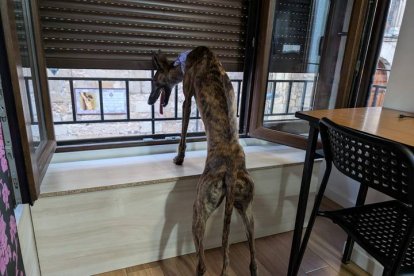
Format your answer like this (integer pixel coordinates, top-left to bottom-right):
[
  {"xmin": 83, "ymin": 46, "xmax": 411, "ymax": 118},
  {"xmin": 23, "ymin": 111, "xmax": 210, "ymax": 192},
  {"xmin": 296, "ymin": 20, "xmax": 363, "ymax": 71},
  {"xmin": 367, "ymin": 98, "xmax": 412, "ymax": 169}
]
[
  {"xmin": 75, "ymin": 88, "xmax": 127, "ymax": 115},
  {"xmin": 102, "ymin": 88, "xmax": 127, "ymax": 114}
]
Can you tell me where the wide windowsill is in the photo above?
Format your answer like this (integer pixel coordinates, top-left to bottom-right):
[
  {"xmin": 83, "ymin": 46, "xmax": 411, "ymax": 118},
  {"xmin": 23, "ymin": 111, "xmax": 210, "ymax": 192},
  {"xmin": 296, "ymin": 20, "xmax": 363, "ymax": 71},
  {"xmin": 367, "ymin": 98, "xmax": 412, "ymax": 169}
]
[{"xmin": 40, "ymin": 138, "xmax": 310, "ymax": 197}]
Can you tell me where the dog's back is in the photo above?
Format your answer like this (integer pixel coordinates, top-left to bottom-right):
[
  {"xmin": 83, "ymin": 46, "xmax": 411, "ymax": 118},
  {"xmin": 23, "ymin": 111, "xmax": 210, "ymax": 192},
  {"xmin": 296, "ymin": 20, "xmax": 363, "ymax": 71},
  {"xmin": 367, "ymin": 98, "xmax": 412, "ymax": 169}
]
[{"xmin": 185, "ymin": 47, "xmax": 241, "ymax": 155}]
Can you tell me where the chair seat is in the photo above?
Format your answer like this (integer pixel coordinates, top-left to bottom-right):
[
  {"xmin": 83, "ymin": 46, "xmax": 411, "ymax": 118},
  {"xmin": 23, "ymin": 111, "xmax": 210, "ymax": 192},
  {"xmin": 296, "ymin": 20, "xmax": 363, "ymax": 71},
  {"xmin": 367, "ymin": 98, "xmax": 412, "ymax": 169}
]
[{"xmin": 320, "ymin": 200, "xmax": 414, "ymax": 273}]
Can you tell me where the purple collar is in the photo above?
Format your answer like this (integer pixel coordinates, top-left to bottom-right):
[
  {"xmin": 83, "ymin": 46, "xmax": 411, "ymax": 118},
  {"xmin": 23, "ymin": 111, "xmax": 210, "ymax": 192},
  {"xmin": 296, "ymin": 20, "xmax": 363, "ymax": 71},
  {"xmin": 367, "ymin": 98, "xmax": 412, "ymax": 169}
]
[{"xmin": 173, "ymin": 50, "xmax": 191, "ymax": 74}]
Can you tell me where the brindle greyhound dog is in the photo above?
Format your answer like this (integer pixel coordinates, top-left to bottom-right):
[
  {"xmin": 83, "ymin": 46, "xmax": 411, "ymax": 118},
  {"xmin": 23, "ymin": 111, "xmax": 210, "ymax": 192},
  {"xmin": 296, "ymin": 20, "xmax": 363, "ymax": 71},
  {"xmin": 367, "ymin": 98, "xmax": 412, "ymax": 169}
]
[{"xmin": 148, "ymin": 46, "xmax": 257, "ymax": 276}]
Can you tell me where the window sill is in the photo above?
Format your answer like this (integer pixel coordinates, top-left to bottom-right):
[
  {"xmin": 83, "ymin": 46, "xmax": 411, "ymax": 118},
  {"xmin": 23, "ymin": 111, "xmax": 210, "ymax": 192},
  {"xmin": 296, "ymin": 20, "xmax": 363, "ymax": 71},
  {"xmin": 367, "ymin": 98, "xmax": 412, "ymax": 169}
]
[{"xmin": 40, "ymin": 138, "xmax": 313, "ymax": 197}]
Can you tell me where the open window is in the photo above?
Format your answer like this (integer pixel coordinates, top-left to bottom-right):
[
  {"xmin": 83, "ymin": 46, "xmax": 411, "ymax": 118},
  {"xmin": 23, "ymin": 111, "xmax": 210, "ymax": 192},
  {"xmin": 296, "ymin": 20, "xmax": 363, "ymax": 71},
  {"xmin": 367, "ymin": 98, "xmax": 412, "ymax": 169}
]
[
  {"xmin": 248, "ymin": 0, "xmax": 387, "ymax": 148},
  {"xmin": 0, "ymin": 0, "xmax": 55, "ymax": 204}
]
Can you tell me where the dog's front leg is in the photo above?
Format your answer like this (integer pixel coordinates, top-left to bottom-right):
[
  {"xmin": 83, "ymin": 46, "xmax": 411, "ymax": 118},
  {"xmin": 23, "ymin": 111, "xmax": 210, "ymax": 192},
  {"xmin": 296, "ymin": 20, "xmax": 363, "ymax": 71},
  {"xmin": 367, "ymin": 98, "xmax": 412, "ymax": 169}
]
[
  {"xmin": 173, "ymin": 98, "xmax": 191, "ymax": 165},
  {"xmin": 174, "ymin": 74, "xmax": 192, "ymax": 165}
]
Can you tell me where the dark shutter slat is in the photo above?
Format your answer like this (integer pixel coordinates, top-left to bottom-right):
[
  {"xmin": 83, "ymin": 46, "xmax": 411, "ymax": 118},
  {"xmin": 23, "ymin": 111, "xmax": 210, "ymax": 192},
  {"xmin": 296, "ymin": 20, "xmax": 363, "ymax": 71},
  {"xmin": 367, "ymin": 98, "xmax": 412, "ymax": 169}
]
[
  {"xmin": 42, "ymin": 27, "xmax": 243, "ymax": 43},
  {"xmin": 40, "ymin": 5, "xmax": 245, "ymax": 27},
  {"xmin": 42, "ymin": 34, "xmax": 244, "ymax": 51},
  {"xmin": 41, "ymin": 0, "xmax": 246, "ymax": 20},
  {"xmin": 40, "ymin": 13, "xmax": 245, "ymax": 34},
  {"xmin": 39, "ymin": 0, "xmax": 248, "ymax": 70},
  {"xmin": 44, "ymin": 45, "xmax": 244, "ymax": 59},
  {"xmin": 44, "ymin": 0, "xmax": 246, "ymax": 12}
]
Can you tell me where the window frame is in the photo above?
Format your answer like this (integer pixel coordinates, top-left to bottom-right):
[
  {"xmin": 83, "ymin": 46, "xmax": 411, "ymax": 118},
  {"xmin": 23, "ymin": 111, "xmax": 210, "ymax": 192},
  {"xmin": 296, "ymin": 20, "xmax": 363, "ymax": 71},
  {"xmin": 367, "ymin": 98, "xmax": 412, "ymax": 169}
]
[
  {"xmin": 1, "ymin": 0, "xmax": 55, "ymax": 204},
  {"xmin": 248, "ymin": 0, "xmax": 308, "ymax": 149}
]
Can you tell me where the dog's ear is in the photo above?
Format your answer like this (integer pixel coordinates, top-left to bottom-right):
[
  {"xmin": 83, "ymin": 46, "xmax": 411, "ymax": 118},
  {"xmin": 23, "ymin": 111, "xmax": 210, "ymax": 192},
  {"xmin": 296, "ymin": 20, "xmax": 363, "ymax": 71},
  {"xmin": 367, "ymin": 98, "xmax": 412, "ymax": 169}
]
[{"xmin": 152, "ymin": 51, "xmax": 169, "ymax": 71}]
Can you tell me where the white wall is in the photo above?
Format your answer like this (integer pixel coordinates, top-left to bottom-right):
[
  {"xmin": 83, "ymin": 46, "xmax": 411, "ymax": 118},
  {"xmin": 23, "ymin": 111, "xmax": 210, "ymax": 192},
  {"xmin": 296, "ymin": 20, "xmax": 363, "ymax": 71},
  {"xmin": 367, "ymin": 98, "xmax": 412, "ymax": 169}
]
[{"xmin": 383, "ymin": 0, "xmax": 414, "ymax": 112}]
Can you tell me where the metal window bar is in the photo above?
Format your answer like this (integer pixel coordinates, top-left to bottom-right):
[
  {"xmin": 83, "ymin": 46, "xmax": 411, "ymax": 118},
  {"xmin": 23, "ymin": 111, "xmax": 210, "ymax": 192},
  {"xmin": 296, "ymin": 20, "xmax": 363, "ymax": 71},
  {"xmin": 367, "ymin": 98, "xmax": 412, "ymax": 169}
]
[
  {"xmin": 284, "ymin": 81, "xmax": 293, "ymax": 115},
  {"xmin": 98, "ymin": 80, "xmax": 104, "ymax": 121},
  {"xmin": 24, "ymin": 78, "xmax": 34, "ymax": 123},
  {"xmin": 125, "ymin": 80, "xmax": 130, "ymax": 120},
  {"xmin": 300, "ymin": 81, "xmax": 308, "ymax": 111},
  {"xmin": 69, "ymin": 79, "xmax": 76, "ymax": 122},
  {"xmin": 232, "ymin": 80, "xmax": 242, "ymax": 117},
  {"xmin": 269, "ymin": 81, "xmax": 276, "ymax": 115}
]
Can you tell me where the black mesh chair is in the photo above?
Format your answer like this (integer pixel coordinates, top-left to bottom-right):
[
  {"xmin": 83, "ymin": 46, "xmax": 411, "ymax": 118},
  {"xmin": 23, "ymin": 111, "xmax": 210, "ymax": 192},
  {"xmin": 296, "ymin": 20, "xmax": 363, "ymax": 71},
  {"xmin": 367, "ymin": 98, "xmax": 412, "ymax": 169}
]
[{"xmin": 296, "ymin": 118, "xmax": 414, "ymax": 276}]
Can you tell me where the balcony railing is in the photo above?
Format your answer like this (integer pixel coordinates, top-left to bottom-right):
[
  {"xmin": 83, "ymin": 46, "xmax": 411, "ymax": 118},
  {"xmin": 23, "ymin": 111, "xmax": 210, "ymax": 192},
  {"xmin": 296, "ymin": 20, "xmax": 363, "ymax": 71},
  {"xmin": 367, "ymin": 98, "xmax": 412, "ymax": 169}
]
[
  {"xmin": 26, "ymin": 74, "xmax": 244, "ymax": 140},
  {"xmin": 264, "ymin": 80, "xmax": 314, "ymax": 119},
  {"xmin": 26, "ymin": 75, "xmax": 315, "ymax": 141}
]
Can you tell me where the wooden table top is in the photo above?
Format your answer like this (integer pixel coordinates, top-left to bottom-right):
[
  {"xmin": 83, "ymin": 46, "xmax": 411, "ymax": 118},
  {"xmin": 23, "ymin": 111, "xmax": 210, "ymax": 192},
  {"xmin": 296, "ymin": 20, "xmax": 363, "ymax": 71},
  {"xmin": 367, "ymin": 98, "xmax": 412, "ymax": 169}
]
[{"xmin": 296, "ymin": 107, "xmax": 414, "ymax": 148}]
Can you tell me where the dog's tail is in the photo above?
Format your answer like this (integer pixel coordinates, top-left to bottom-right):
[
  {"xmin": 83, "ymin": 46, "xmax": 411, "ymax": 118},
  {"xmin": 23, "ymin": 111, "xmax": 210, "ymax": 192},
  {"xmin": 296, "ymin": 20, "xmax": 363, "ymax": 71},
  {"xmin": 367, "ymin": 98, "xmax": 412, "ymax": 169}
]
[{"xmin": 222, "ymin": 171, "xmax": 236, "ymax": 273}]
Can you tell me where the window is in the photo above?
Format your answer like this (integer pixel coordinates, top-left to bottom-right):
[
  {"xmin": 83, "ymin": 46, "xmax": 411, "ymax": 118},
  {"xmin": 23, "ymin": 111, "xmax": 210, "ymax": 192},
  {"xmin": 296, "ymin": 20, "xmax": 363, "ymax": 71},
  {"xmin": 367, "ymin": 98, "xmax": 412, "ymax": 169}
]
[
  {"xmin": 345, "ymin": 0, "xmax": 397, "ymax": 107},
  {"xmin": 0, "ymin": 0, "xmax": 55, "ymax": 203},
  {"xmin": 249, "ymin": 0, "xmax": 360, "ymax": 148},
  {"xmin": 368, "ymin": 0, "xmax": 406, "ymax": 107},
  {"xmin": 35, "ymin": 0, "xmax": 252, "ymax": 149},
  {"xmin": 248, "ymin": 0, "xmax": 397, "ymax": 148}
]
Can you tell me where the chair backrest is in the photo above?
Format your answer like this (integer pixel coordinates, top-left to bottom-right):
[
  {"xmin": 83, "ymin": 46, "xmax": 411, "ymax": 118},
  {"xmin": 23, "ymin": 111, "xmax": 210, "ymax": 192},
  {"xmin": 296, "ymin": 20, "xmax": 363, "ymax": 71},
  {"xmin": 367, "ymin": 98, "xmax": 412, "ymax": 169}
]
[{"xmin": 319, "ymin": 118, "xmax": 414, "ymax": 206}]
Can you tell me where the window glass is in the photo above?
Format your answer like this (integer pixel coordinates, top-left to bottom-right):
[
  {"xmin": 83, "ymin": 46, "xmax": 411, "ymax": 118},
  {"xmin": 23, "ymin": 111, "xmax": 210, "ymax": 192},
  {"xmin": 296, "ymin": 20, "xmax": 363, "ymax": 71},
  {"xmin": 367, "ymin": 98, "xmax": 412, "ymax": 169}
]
[
  {"xmin": 14, "ymin": 0, "xmax": 47, "ymax": 147},
  {"xmin": 262, "ymin": 0, "xmax": 353, "ymax": 136}
]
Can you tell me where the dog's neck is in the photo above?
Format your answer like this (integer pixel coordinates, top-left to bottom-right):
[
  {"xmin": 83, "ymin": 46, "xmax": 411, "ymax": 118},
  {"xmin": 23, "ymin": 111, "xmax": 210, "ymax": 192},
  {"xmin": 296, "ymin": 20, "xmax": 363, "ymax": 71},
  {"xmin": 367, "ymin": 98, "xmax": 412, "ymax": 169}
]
[
  {"xmin": 168, "ymin": 66, "xmax": 184, "ymax": 85},
  {"xmin": 173, "ymin": 50, "xmax": 191, "ymax": 75}
]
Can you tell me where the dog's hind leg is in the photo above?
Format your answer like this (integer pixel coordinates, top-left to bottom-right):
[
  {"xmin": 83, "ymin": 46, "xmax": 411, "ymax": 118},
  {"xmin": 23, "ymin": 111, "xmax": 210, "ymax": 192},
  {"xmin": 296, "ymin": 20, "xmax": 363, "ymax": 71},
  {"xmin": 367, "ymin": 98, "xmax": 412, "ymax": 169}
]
[
  {"xmin": 235, "ymin": 172, "xmax": 257, "ymax": 276},
  {"xmin": 174, "ymin": 74, "xmax": 193, "ymax": 165},
  {"xmin": 221, "ymin": 173, "xmax": 236, "ymax": 276},
  {"xmin": 193, "ymin": 172, "xmax": 225, "ymax": 275},
  {"xmin": 236, "ymin": 202, "xmax": 257, "ymax": 276}
]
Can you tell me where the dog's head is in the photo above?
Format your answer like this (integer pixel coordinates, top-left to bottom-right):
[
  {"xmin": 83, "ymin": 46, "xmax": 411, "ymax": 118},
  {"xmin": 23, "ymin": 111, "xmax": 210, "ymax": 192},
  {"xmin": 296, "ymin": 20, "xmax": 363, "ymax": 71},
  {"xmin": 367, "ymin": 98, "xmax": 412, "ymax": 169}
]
[{"xmin": 148, "ymin": 52, "xmax": 182, "ymax": 107}]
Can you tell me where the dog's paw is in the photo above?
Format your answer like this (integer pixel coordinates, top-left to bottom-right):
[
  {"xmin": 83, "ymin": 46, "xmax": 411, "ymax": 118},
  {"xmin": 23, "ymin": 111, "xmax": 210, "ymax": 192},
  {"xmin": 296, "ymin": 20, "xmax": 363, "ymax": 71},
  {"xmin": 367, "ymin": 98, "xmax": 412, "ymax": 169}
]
[
  {"xmin": 173, "ymin": 155, "xmax": 185, "ymax": 165},
  {"xmin": 250, "ymin": 262, "xmax": 258, "ymax": 276}
]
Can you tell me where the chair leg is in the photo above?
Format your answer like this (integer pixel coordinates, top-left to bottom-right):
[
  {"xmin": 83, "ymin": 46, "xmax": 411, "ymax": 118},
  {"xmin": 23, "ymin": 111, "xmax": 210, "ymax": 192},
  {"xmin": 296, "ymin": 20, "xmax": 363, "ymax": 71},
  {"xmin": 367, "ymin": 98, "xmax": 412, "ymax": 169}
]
[
  {"xmin": 386, "ymin": 221, "xmax": 414, "ymax": 276},
  {"xmin": 341, "ymin": 236, "xmax": 355, "ymax": 264},
  {"xmin": 342, "ymin": 184, "xmax": 368, "ymax": 264},
  {"xmin": 292, "ymin": 163, "xmax": 332, "ymax": 276}
]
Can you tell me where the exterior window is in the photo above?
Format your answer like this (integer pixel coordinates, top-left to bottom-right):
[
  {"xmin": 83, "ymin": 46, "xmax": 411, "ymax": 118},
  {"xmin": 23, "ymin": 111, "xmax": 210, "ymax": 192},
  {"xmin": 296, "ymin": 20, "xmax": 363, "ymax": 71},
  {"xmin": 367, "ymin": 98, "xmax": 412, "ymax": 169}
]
[
  {"xmin": 368, "ymin": 0, "xmax": 406, "ymax": 107},
  {"xmin": 249, "ymin": 0, "xmax": 357, "ymax": 148}
]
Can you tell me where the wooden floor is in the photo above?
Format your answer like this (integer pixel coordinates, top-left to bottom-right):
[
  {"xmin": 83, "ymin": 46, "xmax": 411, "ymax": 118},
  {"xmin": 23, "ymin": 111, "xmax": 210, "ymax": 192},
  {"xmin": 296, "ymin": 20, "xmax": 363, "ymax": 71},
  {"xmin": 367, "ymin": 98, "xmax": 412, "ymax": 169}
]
[{"xmin": 96, "ymin": 199, "xmax": 369, "ymax": 276}]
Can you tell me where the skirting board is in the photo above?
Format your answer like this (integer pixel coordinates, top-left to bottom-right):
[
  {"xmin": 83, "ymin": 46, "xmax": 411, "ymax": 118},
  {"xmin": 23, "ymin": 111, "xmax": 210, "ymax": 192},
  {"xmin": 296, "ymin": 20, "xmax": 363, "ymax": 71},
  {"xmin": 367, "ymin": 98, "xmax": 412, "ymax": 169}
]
[
  {"xmin": 351, "ymin": 244, "xmax": 384, "ymax": 276},
  {"xmin": 31, "ymin": 163, "xmax": 321, "ymax": 276}
]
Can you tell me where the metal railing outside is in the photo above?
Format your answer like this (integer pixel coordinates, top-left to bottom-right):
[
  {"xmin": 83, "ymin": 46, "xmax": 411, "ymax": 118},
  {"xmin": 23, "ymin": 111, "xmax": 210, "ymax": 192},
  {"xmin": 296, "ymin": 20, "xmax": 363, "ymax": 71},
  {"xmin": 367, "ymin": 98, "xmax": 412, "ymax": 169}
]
[
  {"xmin": 25, "ymin": 74, "xmax": 243, "ymax": 136},
  {"xmin": 26, "ymin": 75, "xmax": 316, "ymax": 140},
  {"xmin": 264, "ymin": 79, "xmax": 314, "ymax": 117}
]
